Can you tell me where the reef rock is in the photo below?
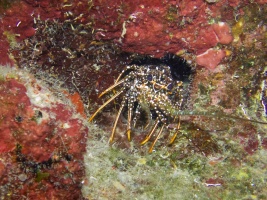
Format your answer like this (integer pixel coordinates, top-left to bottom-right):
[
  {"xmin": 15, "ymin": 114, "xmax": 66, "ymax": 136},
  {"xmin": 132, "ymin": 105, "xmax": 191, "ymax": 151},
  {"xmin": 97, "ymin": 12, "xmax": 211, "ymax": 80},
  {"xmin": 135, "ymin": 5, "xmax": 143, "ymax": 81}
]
[{"xmin": 0, "ymin": 67, "xmax": 88, "ymax": 199}]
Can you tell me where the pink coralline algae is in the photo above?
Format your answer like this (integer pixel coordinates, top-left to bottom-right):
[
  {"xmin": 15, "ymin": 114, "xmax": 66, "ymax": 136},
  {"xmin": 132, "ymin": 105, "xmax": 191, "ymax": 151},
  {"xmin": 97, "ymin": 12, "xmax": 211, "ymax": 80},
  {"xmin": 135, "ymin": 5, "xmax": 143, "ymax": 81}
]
[
  {"xmin": 196, "ymin": 49, "xmax": 226, "ymax": 70},
  {"xmin": 0, "ymin": 71, "xmax": 88, "ymax": 199},
  {"xmin": 1, "ymin": 0, "xmax": 267, "ymax": 70},
  {"xmin": 89, "ymin": 0, "xmax": 217, "ymax": 56},
  {"xmin": 86, "ymin": 0, "xmax": 244, "ymax": 69},
  {"xmin": 87, "ymin": 0, "xmax": 267, "ymax": 69},
  {"xmin": 212, "ymin": 22, "xmax": 234, "ymax": 45}
]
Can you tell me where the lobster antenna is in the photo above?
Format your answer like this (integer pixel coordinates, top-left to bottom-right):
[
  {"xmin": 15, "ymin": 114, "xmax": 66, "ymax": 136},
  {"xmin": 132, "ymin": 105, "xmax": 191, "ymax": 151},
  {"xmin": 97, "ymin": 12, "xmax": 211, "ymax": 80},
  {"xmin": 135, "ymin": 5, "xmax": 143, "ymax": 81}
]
[{"xmin": 169, "ymin": 110, "xmax": 267, "ymax": 125}]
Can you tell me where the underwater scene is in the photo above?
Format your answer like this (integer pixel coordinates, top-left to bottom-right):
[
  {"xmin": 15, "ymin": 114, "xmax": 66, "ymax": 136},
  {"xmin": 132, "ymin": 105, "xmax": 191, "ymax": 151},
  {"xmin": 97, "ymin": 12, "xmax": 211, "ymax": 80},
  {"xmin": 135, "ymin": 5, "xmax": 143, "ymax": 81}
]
[{"xmin": 0, "ymin": 0, "xmax": 267, "ymax": 199}]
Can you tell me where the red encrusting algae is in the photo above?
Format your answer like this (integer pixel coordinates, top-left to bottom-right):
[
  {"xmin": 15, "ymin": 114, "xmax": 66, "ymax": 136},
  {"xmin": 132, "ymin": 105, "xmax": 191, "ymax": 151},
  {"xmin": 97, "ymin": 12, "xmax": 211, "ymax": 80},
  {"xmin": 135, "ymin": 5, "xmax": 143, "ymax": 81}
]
[{"xmin": 0, "ymin": 71, "xmax": 88, "ymax": 199}]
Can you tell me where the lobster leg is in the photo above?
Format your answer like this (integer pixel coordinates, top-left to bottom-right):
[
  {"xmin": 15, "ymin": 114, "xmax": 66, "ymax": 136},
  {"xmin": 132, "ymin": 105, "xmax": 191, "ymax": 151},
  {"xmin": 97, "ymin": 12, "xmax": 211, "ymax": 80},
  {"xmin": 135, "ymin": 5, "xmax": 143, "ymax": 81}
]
[
  {"xmin": 148, "ymin": 124, "xmax": 165, "ymax": 153},
  {"xmin": 126, "ymin": 105, "xmax": 133, "ymax": 141},
  {"xmin": 140, "ymin": 119, "xmax": 160, "ymax": 145},
  {"xmin": 109, "ymin": 99, "xmax": 125, "ymax": 143},
  {"xmin": 89, "ymin": 90, "xmax": 124, "ymax": 122},
  {"xmin": 98, "ymin": 79, "xmax": 125, "ymax": 98},
  {"xmin": 169, "ymin": 116, "xmax": 181, "ymax": 145},
  {"xmin": 114, "ymin": 65, "xmax": 137, "ymax": 83}
]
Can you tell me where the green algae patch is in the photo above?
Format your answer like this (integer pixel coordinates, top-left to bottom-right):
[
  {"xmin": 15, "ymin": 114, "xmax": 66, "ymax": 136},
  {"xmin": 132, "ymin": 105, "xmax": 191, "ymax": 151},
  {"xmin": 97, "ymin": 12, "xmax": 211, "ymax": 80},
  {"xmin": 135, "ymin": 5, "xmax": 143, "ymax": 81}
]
[
  {"xmin": 82, "ymin": 128, "xmax": 211, "ymax": 200},
  {"xmin": 3, "ymin": 31, "xmax": 19, "ymax": 49},
  {"xmin": 35, "ymin": 171, "xmax": 50, "ymax": 182}
]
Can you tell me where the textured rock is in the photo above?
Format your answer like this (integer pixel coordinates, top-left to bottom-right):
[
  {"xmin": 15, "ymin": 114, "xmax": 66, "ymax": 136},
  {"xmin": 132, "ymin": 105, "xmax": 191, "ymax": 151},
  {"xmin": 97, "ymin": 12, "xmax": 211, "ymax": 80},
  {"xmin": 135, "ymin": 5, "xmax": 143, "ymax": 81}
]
[
  {"xmin": 0, "ymin": 0, "xmax": 62, "ymax": 65},
  {"xmin": 1, "ymin": 0, "xmax": 267, "ymax": 70},
  {"xmin": 196, "ymin": 49, "xmax": 226, "ymax": 70},
  {"xmin": 212, "ymin": 22, "xmax": 234, "ymax": 45},
  {"xmin": 0, "ymin": 67, "xmax": 88, "ymax": 199}
]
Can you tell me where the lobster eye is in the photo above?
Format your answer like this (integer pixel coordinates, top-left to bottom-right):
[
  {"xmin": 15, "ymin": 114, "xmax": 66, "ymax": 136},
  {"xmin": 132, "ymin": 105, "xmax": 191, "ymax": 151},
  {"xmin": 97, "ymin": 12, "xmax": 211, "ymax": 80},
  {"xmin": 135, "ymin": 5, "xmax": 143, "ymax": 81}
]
[
  {"xmin": 167, "ymin": 83, "xmax": 173, "ymax": 90},
  {"xmin": 147, "ymin": 74, "xmax": 153, "ymax": 81}
]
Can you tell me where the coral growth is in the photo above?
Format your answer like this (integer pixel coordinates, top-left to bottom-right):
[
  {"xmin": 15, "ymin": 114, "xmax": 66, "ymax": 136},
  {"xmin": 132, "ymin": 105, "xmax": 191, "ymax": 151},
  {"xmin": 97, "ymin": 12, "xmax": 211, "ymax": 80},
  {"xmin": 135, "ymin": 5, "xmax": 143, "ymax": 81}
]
[
  {"xmin": 0, "ymin": 0, "xmax": 62, "ymax": 65},
  {"xmin": 0, "ymin": 67, "xmax": 87, "ymax": 199}
]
